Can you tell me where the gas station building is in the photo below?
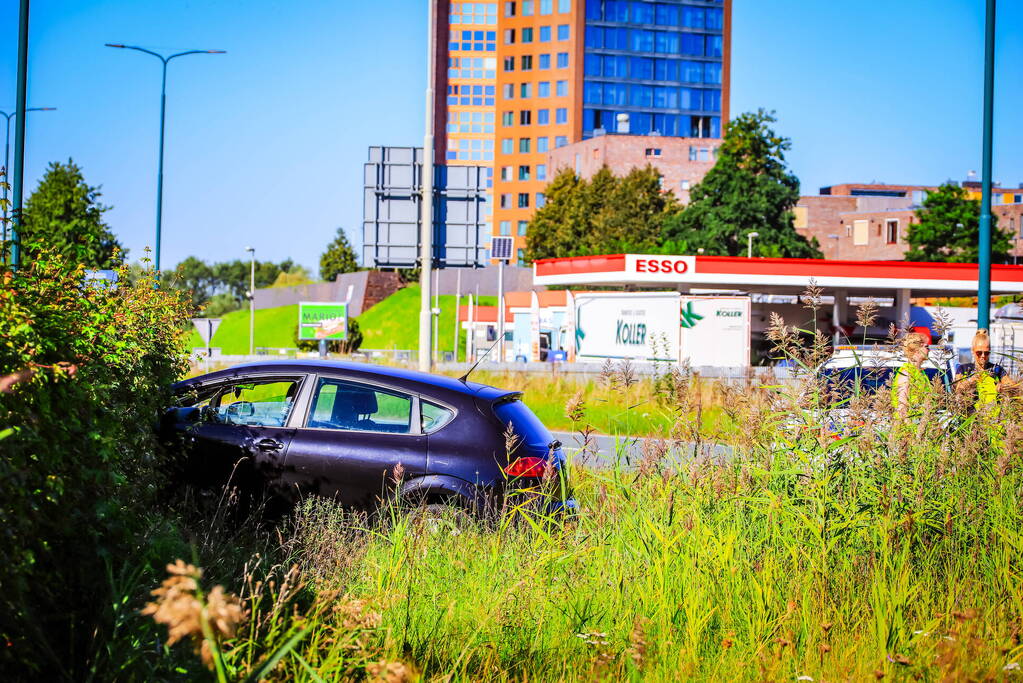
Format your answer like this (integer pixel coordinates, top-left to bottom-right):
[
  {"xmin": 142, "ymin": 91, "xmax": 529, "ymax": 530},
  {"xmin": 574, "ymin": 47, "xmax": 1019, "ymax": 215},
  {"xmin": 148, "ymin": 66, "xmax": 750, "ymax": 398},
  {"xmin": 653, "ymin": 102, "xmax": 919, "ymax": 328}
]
[{"xmin": 462, "ymin": 253, "xmax": 1023, "ymax": 367}]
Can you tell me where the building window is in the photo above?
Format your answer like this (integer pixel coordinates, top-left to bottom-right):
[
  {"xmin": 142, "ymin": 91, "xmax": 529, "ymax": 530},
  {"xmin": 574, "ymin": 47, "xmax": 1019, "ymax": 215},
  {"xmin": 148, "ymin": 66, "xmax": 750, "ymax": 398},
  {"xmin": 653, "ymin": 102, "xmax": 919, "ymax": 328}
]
[
  {"xmin": 557, "ymin": 24, "xmax": 569, "ymax": 40},
  {"xmin": 539, "ymin": 26, "xmax": 551, "ymax": 42},
  {"xmin": 517, "ymin": 249, "xmax": 526, "ymax": 267},
  {"xmin": 853, "ymin": 220, "xmax": 869, "ymax": 246},
  {"xmin": 680, "ymin": 179, "xmax": 690, "ymax": 191},
  {"xmin": 539, "ymin": 53, "xmax": 551, "ymax": 69},
  {"xmin": 538, "ymin": 81, "xmax": 551, "ymax": 97},
  {"xmin": 555, "ymin": 135, "xmax": 568, "ymax": 148},
  {"xmin": 555, "ymin": 107, "xmax": 567, "ymax": 123},
  {"xmin": 536, "ymin": 192, "xmax": 546, "ymax": 207},
  {"xmin": 537, "ymin": 136, "xmax": 549, "ymax": 152},
  {"xmin": 886, "ymin": 219, "xmax": 899, "ymax": 244},
  {"xmin": 504, "ymin": 1, "xmax": 516, "ymax": 17},
  {"xmin": 793, "ymin": 206, "xmax": 808, "ymax": 229},
  {"xmin": 518, "ymin": 193, "xmax": 530, "ymax": 208},
  {"xmin": 537, "ymin": 108, "xmax": 550, "ymax": 124},
  {"xmin": 502, "ymin": 83, "xmax": 514, "ymax": 99},
  {"xmin": 517, "ymin": 220, "xmax": 529, "ymax": 235},
  {"xmin": 519, "ymin": 137, "xmax": 531, "ymax": 153},
  {"xmin": 520, "ymin": 82, "xmax": 532, "ymax": 98},
  {"xmin": 522, "ymin": 0, "xmax": 534, "ymax": 16},
  {"xmin": 555, "ymin": 80, "xmax": 567, "ymax": 96},
  {"xmin": 518, "ymin": 164, "xmax": 531, "ymax": 180},
  {"xmin": 500, "ymin": 194, "xmax": 512, "ymax": 209},
  {"xmin": 540, "ymin": 0, "xmax": 553, "ymax": 14},
  {"xmin": 522, "ymin": 27, "xmax": 534, "ymax": 43},
  {"xmin": 501, "ymin": 138, "xmax": 513, "ymax": 154},
  {"xmin": 645, "ymin": 148, "xmax": 661, "ymax": 157},
  {"xmin": 537, "ymin": 164, "xmax": 547, "ymax": 181},
  {"xmin": 503, "ymin": 56, "xmax": 515, "ymax": 71},
  {"xmin": 519, "ymin": 110, "xmax": 531, "ymax": 125},
  {"xmin": 500, "ymin": 166, "xmax": 513, "ymax": 181},
  {"xmin": 558, "ymin": 0, "xmax": 570, "ymax": 11},
  {"xmin": 556, "ymin": 52, "xmax": 569, "ymax": 68},
  {"xmin": 521, "ymin": 55, "xmax": 533, "ymax": 70},
  {"xmin": 504, "ymin": 28, "xmax": 515, "ymax": 44},
  {"xmin": 499, "ymin": 221, "xmax": 512, "ymax": 236}
]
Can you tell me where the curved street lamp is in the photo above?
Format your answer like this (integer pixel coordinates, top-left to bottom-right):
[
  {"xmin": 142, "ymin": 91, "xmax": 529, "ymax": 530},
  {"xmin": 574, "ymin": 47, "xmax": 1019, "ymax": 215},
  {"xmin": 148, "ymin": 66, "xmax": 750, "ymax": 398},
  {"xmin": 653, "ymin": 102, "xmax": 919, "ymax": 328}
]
[
  {"xmin": 746, "ymin": 231, "xmax": 759, "ymax": 259},
  {"xmin": 105, "ymin": 43, "xmax": 225, "ymax": 271}
]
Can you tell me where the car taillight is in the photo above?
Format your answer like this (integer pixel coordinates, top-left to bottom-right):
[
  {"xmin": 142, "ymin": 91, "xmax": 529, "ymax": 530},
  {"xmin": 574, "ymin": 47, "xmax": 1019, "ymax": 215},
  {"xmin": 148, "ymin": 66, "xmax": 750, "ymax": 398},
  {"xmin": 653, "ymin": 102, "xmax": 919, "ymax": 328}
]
[{"xmin": 504, "ymin": 456, "xmax": 547, "ymax": 478}]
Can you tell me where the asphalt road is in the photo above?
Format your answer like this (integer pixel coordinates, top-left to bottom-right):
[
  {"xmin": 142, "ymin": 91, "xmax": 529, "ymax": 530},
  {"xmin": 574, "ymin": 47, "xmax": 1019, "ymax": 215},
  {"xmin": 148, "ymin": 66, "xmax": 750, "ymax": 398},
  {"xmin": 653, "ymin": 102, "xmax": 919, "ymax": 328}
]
[{"xmin": 551, "ymin": 430, "xmax": 732, "ymax": 470}]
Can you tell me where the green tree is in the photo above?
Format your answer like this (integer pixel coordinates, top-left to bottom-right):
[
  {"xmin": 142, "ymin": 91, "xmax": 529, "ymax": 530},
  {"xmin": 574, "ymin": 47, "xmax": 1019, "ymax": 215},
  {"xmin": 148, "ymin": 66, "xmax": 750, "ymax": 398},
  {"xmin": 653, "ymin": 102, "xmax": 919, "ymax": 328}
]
[
  {"xmin": 524, "ymin": 168, "xmax": 587, "ymax": 261},
  {"xmin": 905, "ymin": 183, "xmax": 1011, "ymax": 262},
  {"xmin": 662, "ymin": 110, "xmax": 820, "ymax": 258},
  {"xmin": 525, "ymin": 165, "xmax": 679, "ymax": 260},
  {"xmin": 320, "ymin": 227, "xmax": 360, "ymax": 281},
  {"xmin": 168, "ymin": 256, "xmax": 215, "ymax": 309},
  {"xmin": 271, "ymin": 264, "xmax": 315, "ymax": 288},
  {"xmin": 20, "ymin": 159, "xmax": 123, "ymax": 268},
  {"xmin": 590, "ymin": 165, "xmax": 677, "ymax": 253}
]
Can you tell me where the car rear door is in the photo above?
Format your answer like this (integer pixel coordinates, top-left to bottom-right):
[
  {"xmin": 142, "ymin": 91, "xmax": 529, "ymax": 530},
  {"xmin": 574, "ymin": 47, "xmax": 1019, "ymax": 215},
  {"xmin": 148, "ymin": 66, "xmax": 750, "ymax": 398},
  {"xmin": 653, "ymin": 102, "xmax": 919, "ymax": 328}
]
[{"xmin": 282, "ymin": 375, "xmax": 428, "ymax": 509}]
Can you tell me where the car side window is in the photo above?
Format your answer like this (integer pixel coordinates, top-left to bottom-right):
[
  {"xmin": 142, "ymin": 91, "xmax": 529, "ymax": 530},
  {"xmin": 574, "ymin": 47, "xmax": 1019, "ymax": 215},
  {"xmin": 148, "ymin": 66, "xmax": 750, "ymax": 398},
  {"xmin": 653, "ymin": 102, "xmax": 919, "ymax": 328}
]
[
  {"xmin": 307, "ymin": 378, "xmax": 413, "ymax": 434},
  {"xmin": 421, "ymin": 401, "xmax": 454, "ymax": 433},
  {"xmin": 213, "ymin": 380, "xmax": 299, "ymax": 427}
]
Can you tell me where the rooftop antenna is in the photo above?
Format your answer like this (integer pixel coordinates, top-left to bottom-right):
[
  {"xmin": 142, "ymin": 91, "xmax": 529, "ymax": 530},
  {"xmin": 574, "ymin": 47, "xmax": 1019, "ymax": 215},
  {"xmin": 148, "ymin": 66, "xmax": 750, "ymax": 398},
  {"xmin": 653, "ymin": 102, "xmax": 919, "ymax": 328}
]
[{"xmin": 459, "ymin": 336, "xmax": 500, "ymax": 383}]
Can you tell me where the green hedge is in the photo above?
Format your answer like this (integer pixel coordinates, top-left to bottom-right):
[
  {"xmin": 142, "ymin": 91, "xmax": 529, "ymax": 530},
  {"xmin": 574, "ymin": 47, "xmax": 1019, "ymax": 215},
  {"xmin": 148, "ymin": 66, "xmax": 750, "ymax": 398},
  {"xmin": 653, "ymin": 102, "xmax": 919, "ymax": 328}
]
[{"xmin": 0, "ymin": 252, "xmax": 192, "ymax": 677}]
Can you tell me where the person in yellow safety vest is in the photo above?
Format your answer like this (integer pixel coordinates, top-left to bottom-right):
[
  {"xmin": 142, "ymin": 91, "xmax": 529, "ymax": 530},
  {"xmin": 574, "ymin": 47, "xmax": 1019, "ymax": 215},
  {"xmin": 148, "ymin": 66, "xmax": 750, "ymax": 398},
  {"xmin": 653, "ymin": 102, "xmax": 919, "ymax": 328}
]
[
  {"xmin": 955, "ymin": 329, "xmax": 1005, "ymax": 414},
  {"xmin": 891, "ymin": 332, "xmax": 932, "ymax": 419}
]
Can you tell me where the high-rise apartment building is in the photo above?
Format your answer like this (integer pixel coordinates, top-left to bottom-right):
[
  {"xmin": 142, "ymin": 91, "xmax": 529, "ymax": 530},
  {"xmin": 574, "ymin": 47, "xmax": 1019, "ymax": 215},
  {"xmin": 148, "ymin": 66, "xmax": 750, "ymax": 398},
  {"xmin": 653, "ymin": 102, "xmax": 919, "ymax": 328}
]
[{"xmin": 434, "ymin": 0, "xmax": 731, "ymax": 264}]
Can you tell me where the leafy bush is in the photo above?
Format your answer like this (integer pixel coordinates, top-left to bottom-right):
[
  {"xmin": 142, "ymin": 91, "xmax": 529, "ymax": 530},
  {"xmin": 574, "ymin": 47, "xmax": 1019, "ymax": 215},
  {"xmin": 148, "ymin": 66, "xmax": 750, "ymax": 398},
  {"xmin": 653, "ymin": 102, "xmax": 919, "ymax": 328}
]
[{"xmin": 0, "ymin": 249, "xmax": 192, "ymax": 677}]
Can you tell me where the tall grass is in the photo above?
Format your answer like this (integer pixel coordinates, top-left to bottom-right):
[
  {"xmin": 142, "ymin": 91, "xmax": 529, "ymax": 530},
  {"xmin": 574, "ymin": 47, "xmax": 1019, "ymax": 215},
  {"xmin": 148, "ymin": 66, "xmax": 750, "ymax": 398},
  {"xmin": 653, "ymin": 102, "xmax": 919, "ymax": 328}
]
[
  {"xmin": 125, "ymin": 290, "xmax": 1020, "ymax": 680},
  {"xmin": 141, "ymin": 334, "xmax": 1023, "ymax": 681}
]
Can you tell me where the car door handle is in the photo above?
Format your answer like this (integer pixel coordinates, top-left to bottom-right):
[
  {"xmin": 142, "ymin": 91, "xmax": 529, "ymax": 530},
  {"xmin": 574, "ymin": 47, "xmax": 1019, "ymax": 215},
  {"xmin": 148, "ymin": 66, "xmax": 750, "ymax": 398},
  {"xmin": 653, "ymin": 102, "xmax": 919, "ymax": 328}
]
[{"xmin": 255, "ymin": 438, "xmax": 284, "ymax": 452}]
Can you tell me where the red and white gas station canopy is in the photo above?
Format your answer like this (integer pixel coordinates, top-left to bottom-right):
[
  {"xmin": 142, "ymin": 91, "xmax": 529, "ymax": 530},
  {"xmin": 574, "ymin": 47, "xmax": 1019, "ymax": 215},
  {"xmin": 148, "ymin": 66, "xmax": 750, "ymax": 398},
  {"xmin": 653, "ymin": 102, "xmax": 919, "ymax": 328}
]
[{"xmin": 533, "ymin": 254, "xmax": 1023, "ymax": 297}]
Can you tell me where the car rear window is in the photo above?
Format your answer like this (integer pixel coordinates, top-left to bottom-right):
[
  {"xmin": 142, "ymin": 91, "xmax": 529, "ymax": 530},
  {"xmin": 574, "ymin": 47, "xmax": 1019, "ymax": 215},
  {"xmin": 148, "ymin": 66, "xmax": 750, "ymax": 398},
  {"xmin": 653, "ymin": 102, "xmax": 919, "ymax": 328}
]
[
  {"xmin": 821, "ymin": 366, "xmax": 947, "ymax": 402},
  {"xmin": 494, "ymin": 398, "xmax": 552, "ymax": 451}
]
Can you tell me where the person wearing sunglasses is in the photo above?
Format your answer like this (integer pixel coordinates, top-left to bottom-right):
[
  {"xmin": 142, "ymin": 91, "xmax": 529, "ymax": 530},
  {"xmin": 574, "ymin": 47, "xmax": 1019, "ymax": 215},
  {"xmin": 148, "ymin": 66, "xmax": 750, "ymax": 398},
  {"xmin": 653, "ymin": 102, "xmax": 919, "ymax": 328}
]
[{"xmin": 955, "ymin": 329, "xmax": 1005, "ymax": 412}]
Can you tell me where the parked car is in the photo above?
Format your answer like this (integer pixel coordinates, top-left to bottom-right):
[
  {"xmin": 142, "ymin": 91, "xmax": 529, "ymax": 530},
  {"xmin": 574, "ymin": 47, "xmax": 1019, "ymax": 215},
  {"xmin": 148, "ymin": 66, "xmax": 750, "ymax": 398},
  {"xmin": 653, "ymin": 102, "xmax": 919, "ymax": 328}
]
[
  {"xmin": 161, "ymin": 360, "xmax": 576, "ymax": 516},
  {"xmin": 784, "ymin": 345, "xmax": 955, "ymax": 439}
]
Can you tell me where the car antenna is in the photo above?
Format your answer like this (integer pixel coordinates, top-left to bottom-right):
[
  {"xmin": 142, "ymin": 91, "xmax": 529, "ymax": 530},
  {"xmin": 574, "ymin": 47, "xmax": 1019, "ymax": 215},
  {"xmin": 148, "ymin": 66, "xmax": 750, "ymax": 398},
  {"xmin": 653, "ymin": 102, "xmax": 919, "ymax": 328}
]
[{"xmin": 459, "ymin": 338, "xmax": 500, "ymax": 383}]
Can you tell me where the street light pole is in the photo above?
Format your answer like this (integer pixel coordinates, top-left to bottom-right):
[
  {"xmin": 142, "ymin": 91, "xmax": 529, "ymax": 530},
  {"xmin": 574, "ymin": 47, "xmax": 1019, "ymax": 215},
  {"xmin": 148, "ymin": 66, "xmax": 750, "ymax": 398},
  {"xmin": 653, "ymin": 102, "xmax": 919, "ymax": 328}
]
[
  {"xmin": 105, "ymin": 43, "xmax": 225, "ymax": 272},
  {"xmin": 418, "ymin": 0, "xmax": 437, "ymax": 372},
  {"xmin": 1, "ymin": 107, "xmax": 54, "ymax": 257},
  {"xmin": 746, "ymin": 231, "xmax": 759, "ymax": 258},
  {"xmin": 10, "ymin": 0, "xmax": 30, "ymax": 270},
  {"xmin": 246, "ymin": 246, "xmax": 255, "ymax": 356},
  {"xmin": 976, "ymin": 0, "xmax": 996, "ymax": 330}
]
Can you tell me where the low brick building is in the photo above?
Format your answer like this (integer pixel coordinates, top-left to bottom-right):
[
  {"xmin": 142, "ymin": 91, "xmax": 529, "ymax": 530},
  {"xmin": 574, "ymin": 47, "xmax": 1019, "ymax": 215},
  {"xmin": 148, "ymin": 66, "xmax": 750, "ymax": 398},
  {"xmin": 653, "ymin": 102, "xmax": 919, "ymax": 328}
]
[
  {"xmin": 797, "ymin": 182, "xmax": 1023, "ymax": 261},
  {"xmin": 547, "ymin": 133, "xmax": 722, "ymax": 204}
]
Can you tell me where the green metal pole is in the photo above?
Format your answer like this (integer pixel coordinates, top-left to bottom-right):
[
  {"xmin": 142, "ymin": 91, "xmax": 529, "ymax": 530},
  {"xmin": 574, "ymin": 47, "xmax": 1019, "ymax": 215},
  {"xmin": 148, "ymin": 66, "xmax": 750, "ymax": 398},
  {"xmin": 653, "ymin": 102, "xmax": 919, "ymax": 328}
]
[
  {"xmin": 2, "ymin": 112, "xmax": 11, "ymax": 255},
  {"xmin": 11, "ymin": 0, "xmax": 30, "ymax": 271},
  {"xmin": 155, "ymin": 60, "xmax": 167, "ymax": 272},
  {"xmin": 977, "ymin": 0, "xmax": 996, "ymax": 330}
]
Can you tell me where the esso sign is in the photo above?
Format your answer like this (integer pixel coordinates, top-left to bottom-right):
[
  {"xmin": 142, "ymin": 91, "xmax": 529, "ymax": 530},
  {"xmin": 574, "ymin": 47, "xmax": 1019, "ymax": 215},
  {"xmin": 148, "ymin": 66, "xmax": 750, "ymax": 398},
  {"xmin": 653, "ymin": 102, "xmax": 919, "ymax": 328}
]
[{"xmin": 634, "ymin": 257, "xmax": 689, "ymax": 274}]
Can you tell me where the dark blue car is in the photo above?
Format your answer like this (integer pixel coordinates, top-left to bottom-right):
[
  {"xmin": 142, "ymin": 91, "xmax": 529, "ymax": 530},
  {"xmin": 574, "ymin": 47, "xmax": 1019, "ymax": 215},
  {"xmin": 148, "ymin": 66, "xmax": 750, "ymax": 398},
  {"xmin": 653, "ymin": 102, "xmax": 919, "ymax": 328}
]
[{"xmin": 163, "ymin": 361, "xmax": 575, "ymax": 516}]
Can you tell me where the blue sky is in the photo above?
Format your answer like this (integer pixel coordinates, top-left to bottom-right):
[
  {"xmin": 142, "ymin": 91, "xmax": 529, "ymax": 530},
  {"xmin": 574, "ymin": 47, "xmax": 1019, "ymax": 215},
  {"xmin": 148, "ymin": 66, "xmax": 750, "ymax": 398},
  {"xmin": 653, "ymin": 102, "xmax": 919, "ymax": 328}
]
[{"xmin": 1, "ymin": 0, "xmax": 1021, "ymax": 272}]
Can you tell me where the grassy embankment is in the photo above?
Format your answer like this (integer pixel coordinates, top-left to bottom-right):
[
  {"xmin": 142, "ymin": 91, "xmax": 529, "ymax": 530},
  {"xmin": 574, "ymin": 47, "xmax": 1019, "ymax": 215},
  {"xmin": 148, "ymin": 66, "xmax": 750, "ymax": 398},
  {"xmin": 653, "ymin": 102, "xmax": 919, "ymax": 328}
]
[
  {"xmin": 144, "ymin": 357, "xmax": 1023, "ymax": 681},
  {"xmin": 462, "ymin": 369, "xmax": 736, "ymax": 437},
  {"xmin": 186, "ymin": 285, "xmax": 496, "ymax": 355}
]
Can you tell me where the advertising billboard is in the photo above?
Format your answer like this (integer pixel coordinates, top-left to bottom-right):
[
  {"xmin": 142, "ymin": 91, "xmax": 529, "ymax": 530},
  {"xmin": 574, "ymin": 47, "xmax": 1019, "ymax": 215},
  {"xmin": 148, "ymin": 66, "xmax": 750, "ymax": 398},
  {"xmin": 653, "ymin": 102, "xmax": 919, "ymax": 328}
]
[
  {"xmin": 298, "ymin": 302, "xmax": 348, "ymax": 341},
  {"xmin": 678, "ymin": 296, "xmax": 751, "ymax": 368},
  {"xmin": 573, "ymin": 293, "xmax": 681, "ymax": 362}
]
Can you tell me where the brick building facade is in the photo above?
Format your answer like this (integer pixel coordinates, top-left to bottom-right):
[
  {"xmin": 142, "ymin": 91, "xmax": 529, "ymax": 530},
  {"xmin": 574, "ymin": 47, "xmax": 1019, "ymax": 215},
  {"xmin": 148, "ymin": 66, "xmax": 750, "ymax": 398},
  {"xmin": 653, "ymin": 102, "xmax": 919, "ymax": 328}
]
[
  {"xmin": 547, "ymin": 132, "xmax": 720, "ymax": 203},
  {"xmin": 797, "ymin": 182, "xmax": 1023, "ymax": 261}
]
